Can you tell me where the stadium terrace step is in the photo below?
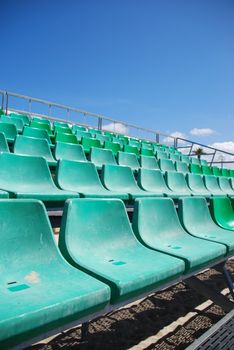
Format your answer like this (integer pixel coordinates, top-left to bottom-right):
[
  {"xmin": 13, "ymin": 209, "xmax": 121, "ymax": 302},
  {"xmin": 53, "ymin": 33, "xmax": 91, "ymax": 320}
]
[
  {"xmin": 0, "ymin": 199, "xmax": 110, "ymax": 350},
  {"xmin": 0, "ymin": 153, "xmax": 79, "ymax": 206},
  {"xmin": 178, "ymin": 197, "xmax": 234, "ymax": 254},
  {"xmin": 56, "ymin": 159, "xmax": 128, "ymax": 199},
  {"xmin": 59, "ymin": 198, "xmax": 185, "ymax": 303},
  {"xmin": 55, "ymin": 141, "xmax": 86, "ymax": 161},
  {"xmin": 210, "ymin": 197, "xmax": 234, "ymax": 231},
  {"xmin": 132, "ymin": 198, "xmax": 226, "ymax": 272}
]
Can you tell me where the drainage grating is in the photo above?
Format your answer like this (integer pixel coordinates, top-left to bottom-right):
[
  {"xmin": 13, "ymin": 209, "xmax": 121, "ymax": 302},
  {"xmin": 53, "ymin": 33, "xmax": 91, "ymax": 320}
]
[{"xmin": 186, "ymin": 310, "xmax": 234, "ymax": 350}]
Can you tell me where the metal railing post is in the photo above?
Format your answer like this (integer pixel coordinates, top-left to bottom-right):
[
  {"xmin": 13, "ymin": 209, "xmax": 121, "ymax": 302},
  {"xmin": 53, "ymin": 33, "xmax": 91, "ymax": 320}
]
[
  {"xmin": 174, "ymin": 138, "xmax": 178, "ymax": 149},
  {"xmin": 156, "ymin": 133, "xmax": 160, "ymax": 143},
  {"xmin": 5, "ymin": 92, "xmax": 8, "ymax": 115},
  {"xmin": 1, "ymin": 92, "xmax": 4, "ymax": 110},
  {"xmin": 210, "ymin": 150, "xmax": 217, "ymax": 166},
  {"xmin": 98, "ymin": 116, "xmax": 103, "ymax": 130}
]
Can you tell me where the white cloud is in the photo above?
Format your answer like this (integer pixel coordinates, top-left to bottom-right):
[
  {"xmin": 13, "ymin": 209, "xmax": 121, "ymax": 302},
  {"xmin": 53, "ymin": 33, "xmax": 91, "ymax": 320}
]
[
  {"xmin": 190, "ymin": 128, "xmax": 216, "ymax": 136},
  {"xmin": 163, "ymin": 131, "xmax": 186, "ymax": 143},
  {"xmin": 103, "ymin": 122, "xmax": 128, "ymax": 135},
  {"xmin": 209, "ymin": 141, "xmax": 234, "ymax": 154}
]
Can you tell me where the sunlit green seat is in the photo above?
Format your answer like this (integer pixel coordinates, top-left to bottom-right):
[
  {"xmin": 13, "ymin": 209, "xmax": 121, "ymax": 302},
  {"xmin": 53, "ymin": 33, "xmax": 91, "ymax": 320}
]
[
  {"xmin": 117, "ymin": 151, "xmax": 140, "ymax": 172},
  {"xmin": 229, "ymin": 170, "xmax": 234, "ymax": 178},
  {"xmin": 55, "ymin": 141, "xmax": 86, "ymax": 161},
  {"xmin": 202, "ymin": 165, "xmax": 212, "ymax": 175},
  {"xmin": 1, "ymin": 115, "xmax": 24, "ymax": 133},
  {"xmin": 178, "ymin": 197, "xmax": 234, "ymax": 254},
  {"xmin": 32, "ymin": 117, "xmax": 51, "ymax": 126},
  {"xmin": 169, "ymin": 154, "xmax": 180, "ymax": 162},
  {"xmin": 0, "ymin": 132, "xmax": 10, "ymax": 152},
  {"xmin": 165, "ymin": 171, "xmax": 192, "ymax": 196},
  {"xmin": 200, "ymin": 159, "xmax": 208, "ymax": 166},
  {"xmin": 117, "ymin": 135, "xmax": 129, "ymax": 144},
  {"xmin": 23, "ymin": 126, "xmax": 54, "ymax": 148},
  {"xmin": 210, "ymin": 197, "xmax": 234, "ymax": 231},
  {"xmin": 186, "ymin": 173, "xmax": 212, "ymax": 198},
  {"xmin": 132, "ymin": 198, "xmax": 225, "ymax": 272},
  {"xmin": 54, "ymin": 125, "xmax": 72, "ymax": 134},
  {"xmin": 104, "ymin": 141, "xmax": 122, "ymax": 155},
  {"xmin": 14, "ymin": 135, "xmax": 57, "ymax": 167},
  {"xmin": 155, "ymin": 151, "xmax": 168, "ymax": 160},
  {"xmin": 30, "ymin": 120, "xmax": 53, "ymax": 136},
  {"xmin": 175, "ymin": 161, "xmax": 189, "ymax": 174},
  {"xmin": 59, "ymin": 198, "xmax": 184, "ymax": 304},
  {"xmin": 111, "ymin": 137, "xmax": 125, "ymax": 148},
  {"xmin": 221, "ymin": 168, "xmax": 230, "ymax": 177},
  {"xmin": 0, "ymin": 109, "xmax": 5, "ymax": 116},
  {"xmin": 159, "ymin": 158, "xmax": 176, "ymax": 172},
  {"xmin": 204, "ymin": 175, "xmax": 226, "ymax": 196},
  {"xmin": 75, "ymin": 130, "xmax": 92, "ymax": 142},
  {"xmin": 180, "ymin": 155, "xmax": 190, "ymax": 164},
  {"xmin": 54, "ymin": 121, "xmax": 70, "ymax": 128},
  {"xmin": 10, "ymin": 113, "xmax": 30, "ymax": 125},
  {"xmin": 141, "ymin": 148, "xmax": 154, "ymax": 156},
  {"xmin": 0, "ymin": 153, "xmax": 79, "ymax": 206},
  {"xmin": 102, "ymin": 164, "xmax": 159, "ymax": 200},
  {"xmin": 0, "ymin": 123, "xmax": 17, "ymax": 143},
  {"xmin": 82, "ymin": 137, "xmax": 102, "ymax": 153},
  {"xmin": 124, "ymin": 145, "xmax": 140, "ymax": 156},
  {"xmin": 190, "ymin": 163, "xmax": 202, "ymax": 174},
  {"xmin": 140, "ymin": 155, "xmax": 159, "ymax": 170},
  {"xmin": 128, "ymin": 139, "xmax": 141, "ymax": 149},
  {"xmin": 218, "ymin": 177, "xmax": 234, "ymax": 197},
  {"xmin": 95, "ymin": 134, "xmax": 111, "ymax": 146},
  {"xmin": 72, "ymin": 124, "xmax": 87, "ymax": 133},
  {"xmin": 56, "ymin": 160, "xmax": 128, "ymax": 199},
  {"xmin": 88, "ymin": 128, "xmax": 102, "ymax": 135},
  {"xmin": 212, "ymin": 166, "xmax": 222, "ymax": 177},
  {"xmin": 90, "ymin": 147, "xmax": 117, "ymax": 170},
  {"xmin": 55, "ymin": 132, "xmax": 78, "ymax": 144},
  {"xmin": 0, "ymin": 199, "xmax": 110, "ymax": 350},
  {"xmin": 190, "ymin": 157, "xmax": 200, "ymax": 165}
]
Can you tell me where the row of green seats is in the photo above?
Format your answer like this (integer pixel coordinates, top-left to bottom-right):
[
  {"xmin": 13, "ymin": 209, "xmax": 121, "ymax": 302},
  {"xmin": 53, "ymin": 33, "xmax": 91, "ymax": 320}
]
[{"xmin": 1, "ymin": 196, "xmax": 234, "ymax": 349}]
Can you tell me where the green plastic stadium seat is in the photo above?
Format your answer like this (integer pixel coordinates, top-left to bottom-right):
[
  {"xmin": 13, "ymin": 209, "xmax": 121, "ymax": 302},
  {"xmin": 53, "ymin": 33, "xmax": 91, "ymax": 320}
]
[
  {"xmin": 200, "ymin": 159, "xmax": 208, "ymax": 166},
  {"xmin": 128, "ymin": 139, "xmax": 141, "ymax": 148},
  {"xmin": 117, "ymin": 135, "xmax": 129, "ymax": 144},
  {"xmin": 132, "ymin": 198, "xmax": 225, "ymax": 272},
  {"xmin": 165, "ymin": 171, "xmax": 192, "ymax": 196},
  {"xmin": 175, "ymin": 161, "xmax": 189, "ymax": 174},
  {"xmin": 0, "ymin": 109, "xmax": 5, "ymax": 116},
  {"xmin": 169, "ymin": 154, "xmax": 180, "ymax": 162},
  {"xmin": 159, "ymin": 158, "xmax": 176, "ymax": 172},
  {"xmin": 55, "ymin": 141, "xmax": 86, "ymax": 161},
  {"xmin": 190, "ymin": 157, "xmax": 200, "ymax": 165},
  {"xmin": 95, "ymin": 134, "xmax": 111, "ymax": 146},
  {"xmin": 14, "ymin": 135, "xmax": 57, "ymax": 167},
  {"xmin": 212, "ymin": 166, "xmax": 222, "ymax": 177},
  {"xmin": 141, "ymin": 148, "xmax": 154, "ymax": 157},
  {"xmin": 102, "ymin": 164, "xmax": 159, "ymax": 200},
  {"xmin": 0, "ymin": 123, "xmax": 17, "ymax": 143},
  {"xmin": 1, "ymin": 115, "xmax": 24, "ymax": 133},
  {"xmin": 90, "ymin": 147, "xmax": 117, "ymax": 170},
  {"xmin": 0, "ymin": 132, "xmax": 10, "ymax": 152},
  {"xmin": 186, "ymin": 173, "xmax": 212, "ymax": 198},
  {"xmin": 23, "ymin": 126, "xmax": 54, "ymax": 148},
  {"xmin": 221, "ymin": 168, "xmax": 230, "ymax": 177},
  {"xmin": 204, "ymin": 175, "xmax": 226, "ymax": 196},
  {"xmin": 202, "ymin": 165, "xmax": 212, "ymax": 175},
  {"xmin": 180, "ymin": 155, "xmax": 190, "ymax": 164},
  {"xmin": 0, "ymin": 200, "xmax": 110, "ymax": 350},
  {"xmin": 141, "ymin": 142, "xmax": 153, "ymax": 150},
  {"xmin": 229, "ymin": 170, "xmax": 234, "ymax": 178},
  {"xmin": 55, "ymin": 132, "xmax": 78, "ymax": 144},
  {"xmin": 140, "ymin": 156, "xmax": 159, "ymax": 170},
  {"xmin": 89, "ymin": 128, "xmax": 102, "ymax": 135},
  {"xmin": 10, "ymin": 113, "xmax": 30, "ymax": 125},
  {"xmin": 54, "ymin": 125, "xmax": 72, "ymax": 134},
  {"xmin": 178, "ymin": 197, "xmax": 234, "ymax": 254},
  {"xmin": 111, "ymin": 137, "xmax": 125, "ymax": 148},
  {"xmin": 155, "ymin": 151, "xmax": 168, "ymax": 160},
  {"xmin": 124, "ymin": 145, "xmax": 140, "ymax": 156},
  {"xmin": 59, "ymin": 198, "xmax": 185, "ymax": 304},
  {"xmin": 0, "ymin": 153, "xmax": 79, "ymax": 206},
  {"xmin": 210, "ymin": 197, "xmax": 234, "ymax": 231},
  {"xmin": 190, "ymin": 163, "xmax": 202, "ymax": 174},
  {"xmin": 75, "ymin": 130, "xmax": 92, "ymax": 142},
  {"xmin": 30, "ymin": 121, "xmax": 53, "ymax": 136},
  {"xmin": 105, "ymin": 141, "xmax": 122, "ymax": 155},
  {"xmin": 218, "ymin": 177, "xmax": 234, "ymax": 196},
  {"xmin": 104, "ymin": 130, "xmax": 115, "ymax": 137},
  {"xmin": 117, "ymin": 151, "xmax": 140, "ymax": 172},
  {"xmin": 32, "ymin": 117, "xmax": 51, "ymax": 126},
  {"xmin": 72, "ymin": 124, "xmax": 87, "ymax": 133},
  {"xmin": 54, "ymin": 121, "xmax": 70, "ymax": 128},
  {"xmin": 82, "ymin": 137, "xmax": 102, "ymax": 153},
  {"xmin": 56, "ymin": 160, "xmax": 128, "ymax": 200}
]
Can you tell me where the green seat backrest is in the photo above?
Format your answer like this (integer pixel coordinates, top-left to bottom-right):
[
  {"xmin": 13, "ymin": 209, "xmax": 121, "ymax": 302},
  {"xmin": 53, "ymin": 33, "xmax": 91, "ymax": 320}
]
[
  {"xmin": 190, "ymin": 157, "xmax": 200, "ymax": 165},
  {"xmin": 218, "ymin": 177, "xmax": 234, "ymax": 193},
  {"xmin": 111, "ymin": 137, "xmax": 125, "ymax": 147},
  {"xmin": 23, "ymin": 126, "xmax": 52, "ymax": 145},
  {"xmin": 190, "ymin": 163, "xmax": 202, "ymax": 174},
  {"xmin": 169, "ymin": 154, "xmax": 180, "ymax": 162},
  {"xmin": 72, "ymin": 124, "xmax": 87, "ymax": 133},
  {"xmin": 95, "ymin": 134, "xmax": 111, "ymax": 146},
  {"xmin": 166, "ymin": 171, "xmax": 192, "ymax": 194},
  {"xmin": 204, "ymin": 175, "xmax": 224, "ymax": 193},
  {"xmin": 221, "ymin": 168, "xmax": 230, "ymax": 177},
  {"xmin": 117, "ymin": 135, "xmax": 129, "ymax": 144},
  {"xmin": 128, "ymin": 139, "xmax": 141, "ymax": 149},
  {"xmin": 32, "ymin": 117, "xmax": 51, "ymax": 126},
  {"xmin": 137, "ymin": 168, "xmax": 168, "ymax": 193},
  {"xmin": 75, "ymin": 130, "xmax": 92, "ymax": 142},
  {"xmin": 159, "ymin": 159, "xmax": 176, "ymax": 172},
  {"xmin": 88, "ymin": 128, "xmax": 102, "ymax": 135},
  {"xmin": 124, "ymin": 145, "xmax": 140, "ymax": 156},
  {"xmin": 117, "ymin": 151, "xmax": 140, "ymax": 170},
  {"xmin": 102, "ymin": 164, "xmax": 140, "ymax": 192},
  {"xmin": 202, "ymin": 165, "xmax": 212, "ymax": 175},
  {"xmin": 30, "ymin": 121, "xmax": 52, "ymax": 135},
  {"xmin": 10, "ymin": 113, "xmax": 30, "ymax": 125},
  {"xmin": 200, "ymin": 159, "xmax": 208, "ymax": 166},
  {"xmin": 55, "ymin": 132, "xmax": 78, "ymax": 144},
  {"xmin": 175, "ymin": 161, "xmax": 189, "ymax": 174},
  {"xmin": 0, "ymin": 132, "xmax": 10, "ymax": 152},
  {"xmin": 140, "ymin": 155, "xmax": 159, "ymax": 170},
  {"xmin": 14, "ymin": 135, "xmax": 55, "ymax": 162},
  {"xmin": 103, "ymin": 130, "xmax": 115, "ymax": 137},
  {"xmin": 210, "ymin": 197, "xmax": 234, "ymax": 228},
  {"xmin": 55, "ymin": 141, "xmax": 86, "ymax": 161},
  {"xmin": 1, "ymin": 115, "xmax": 24, "ymax": 133},
  {"xmin": 156, "ymin": 151, "xmax": 168, "ymax": 160},
  {"xmin": 141, "ymin": 148, "xmax": 154, "ymax": 157},
  {"xmin": 90, "ymin": 147, "xmax": 116, "ymax": 168},
  {"xmin": 229, "ymin": 170, "xmax": 234, "ymax": 178},
  {"xmin": 54, "ymin": 121, "xmax": 69, "ymax": 128},
  {"xmin": 0, "ymin": 109, "xmax": 5, "ymax": 116},
  {"xmin": 212, "ymin": 166, "xmax": 222, "ymax": 177},
  {"xmin": 186, "ymin": 173, "xmax": 208, "ymax": 192},
  {"xmin": 180, "ymin": 155, "xmax": 190, "ymax": 164},
  {"xmin": 82, "ymin": 137, "xmax": 102, "ymax": 153},
  {"xmin": 104, "ymin": 141, "xmax": 122, "ymax": 156},
  {"xmin": 230, "ymin": 178, "xmax": 234, "ymax": 189},
  {"xmin": 54, "ymin": 126, "xmax": 72, "ymax": 134},
  {"xmin": 0, "ymin": 122, "xmax": 18, "ymax": 142},
  {"xmin": 0, "ymin": 153, "xmax": 57, "ymax": 192}
]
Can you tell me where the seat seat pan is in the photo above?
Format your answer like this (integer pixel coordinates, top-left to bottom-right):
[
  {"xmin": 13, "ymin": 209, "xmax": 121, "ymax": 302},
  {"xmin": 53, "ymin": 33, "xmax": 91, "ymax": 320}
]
[{"xmin": 15, "ymin": 190, "xmax": 79, "ymax": 201}]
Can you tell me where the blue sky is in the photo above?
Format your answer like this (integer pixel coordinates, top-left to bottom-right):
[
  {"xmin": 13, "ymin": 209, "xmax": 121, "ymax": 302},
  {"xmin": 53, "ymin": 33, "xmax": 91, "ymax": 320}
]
[{"xmin": 1, "ymin": 0, "xmax": 234, "ymax": 151}]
